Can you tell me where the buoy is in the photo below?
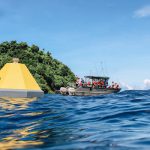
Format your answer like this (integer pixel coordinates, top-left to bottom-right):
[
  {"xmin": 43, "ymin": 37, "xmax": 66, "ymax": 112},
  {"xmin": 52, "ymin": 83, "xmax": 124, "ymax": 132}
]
[{"xmin": 0, "ymin": 58, "xmax": 44, "ymax": 98}]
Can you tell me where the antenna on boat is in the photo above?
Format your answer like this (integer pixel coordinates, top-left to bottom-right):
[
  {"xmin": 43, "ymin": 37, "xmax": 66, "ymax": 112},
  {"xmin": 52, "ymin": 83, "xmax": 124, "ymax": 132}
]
[
  {"xmin": 100, "ymin": 61, "xmax": 105, "ymax": 76},
  {"xmin": 94, "ymin": 65, "xmax": 99, "ymax": 76},
  {"xmin": 89, "ymin": 70, "xmax": 92, "ymax": 76},
  {"xmin": 104, "ymin": 62, "xmax": 110, "ymax": 77}
]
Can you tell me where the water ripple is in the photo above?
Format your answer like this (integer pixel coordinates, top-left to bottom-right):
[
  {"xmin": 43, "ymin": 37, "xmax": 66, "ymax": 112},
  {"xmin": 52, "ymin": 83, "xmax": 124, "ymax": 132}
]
[{"xmin": 0, "ymin": 90, "xmax": 150, "ymax": 149}]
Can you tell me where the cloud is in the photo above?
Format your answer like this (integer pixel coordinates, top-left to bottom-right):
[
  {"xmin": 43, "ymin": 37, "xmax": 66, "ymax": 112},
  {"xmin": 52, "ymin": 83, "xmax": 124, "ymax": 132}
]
[
  {"xmin": 119, "ymin": 79, "xmax": 150, "ymax": 91},
  {"xmin": 120, "ymin": 82, "xmax": 134, "ymax": 90},
  {"xmin": 144, "ymin": 79, "xmax": 150, "ymax": 89},
  {"xmin": 134, "ymin": 5, "xmax": 150, "ymax": 18}
]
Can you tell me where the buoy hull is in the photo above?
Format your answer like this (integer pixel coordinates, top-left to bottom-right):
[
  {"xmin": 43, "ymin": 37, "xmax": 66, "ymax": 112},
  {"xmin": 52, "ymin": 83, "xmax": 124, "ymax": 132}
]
[{"xmin": 0, "ymin": 89, "xmax": 44, "ymax": 98}]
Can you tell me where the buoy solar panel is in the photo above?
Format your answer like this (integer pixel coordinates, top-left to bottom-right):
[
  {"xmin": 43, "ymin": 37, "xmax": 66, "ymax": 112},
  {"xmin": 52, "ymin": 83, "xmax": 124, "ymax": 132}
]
[{"xmin": 0, "ymin": 58, "xmax": 44, "ymax": 98}]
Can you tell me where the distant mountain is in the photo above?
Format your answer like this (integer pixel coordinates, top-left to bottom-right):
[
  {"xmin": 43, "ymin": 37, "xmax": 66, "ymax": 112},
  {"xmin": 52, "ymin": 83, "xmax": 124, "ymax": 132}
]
[{"xmin": 0, "ymin": 41, "xmax": 76, "ymax": 93}]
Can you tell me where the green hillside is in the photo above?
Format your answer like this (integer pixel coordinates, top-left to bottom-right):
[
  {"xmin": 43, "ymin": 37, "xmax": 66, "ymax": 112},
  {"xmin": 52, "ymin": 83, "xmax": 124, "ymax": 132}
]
[{"xmin": 0, "ymin": 41, "xmax": 76, "ymax": 93}]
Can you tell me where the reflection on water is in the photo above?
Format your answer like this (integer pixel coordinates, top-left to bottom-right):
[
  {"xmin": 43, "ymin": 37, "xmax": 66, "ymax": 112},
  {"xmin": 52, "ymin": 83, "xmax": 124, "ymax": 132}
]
[
  {"xmin": 1, "ymin": 126, "xmax": 43, "ymax": 150},
  {"xmin": 0, "ymin": 91, "xmax": 150, "ymax": 149},
  {"xmin": 0, "ymin": 97, "xmax": 37, "ymax": 110},
  {"xmin": 0, "ymin": 97, "xmax": 43, "ymax": 149}
]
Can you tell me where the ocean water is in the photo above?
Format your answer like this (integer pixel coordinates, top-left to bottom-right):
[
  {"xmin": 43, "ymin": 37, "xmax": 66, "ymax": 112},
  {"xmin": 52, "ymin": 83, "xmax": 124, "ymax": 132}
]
[{"xmin": 0, "ymin": 90, "xmax": 150, "ymax": 150}]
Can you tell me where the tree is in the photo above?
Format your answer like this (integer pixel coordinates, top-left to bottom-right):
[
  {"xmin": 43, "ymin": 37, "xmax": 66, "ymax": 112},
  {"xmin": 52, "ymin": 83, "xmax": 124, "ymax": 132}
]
[{"xmin": 0, "ymin": 41, "xmax": 76, "ymax": 93}]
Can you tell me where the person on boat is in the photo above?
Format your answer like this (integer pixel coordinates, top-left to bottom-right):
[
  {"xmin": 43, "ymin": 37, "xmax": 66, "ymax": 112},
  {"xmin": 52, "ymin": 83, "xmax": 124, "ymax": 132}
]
[
  {"xmin": 85, "ymin": 82, "xmax": 88, "ymax": 87},
  {"xmin": 97, "ymin": 81, "xmax": 101, "ymax": 88},
  {"xmin": 116, "ymin": 84, "xmax": 120, "ymax": 89},
  {"xmin": 105, "ymin": 80, "xmax": 108, "ymax": 87},
  {"xmin": 99, "ymin": 80, "xmax": 103, "ymax": 88},
  {"xmin": 87, "ymin": 81, "xmax": 91, "ymax": 87},
  {"xmin": 75, "ymin": 76, "xmax": 80, "ymax": 87},
  {"xmin": 114, "ymin": 83, "xmax": 117, "ymax": 88},
  {"xmin": 108, "ymin": 85, "xmax": 111, "ymax": 88},
  {"xmin": 92, "ymin": 81, "xmax": 95, "ymax": 88},
  {"xmin": 101, "ymin": 80, "xmax": 104, "ymax": 88},
  {"xmin": 114, "ymin": 83, "xmax": 120, "ymax": 89},
  {"xmin": 78, "ymin": 78, "xmax": 84, "ymax": 87},
  {"xmin": 81, "ymin": 78, "xmax": 84, "ymax": 84},
  {"xmin": 79, "ymin": 82, "xmax": 83, "ymax": 87},
  {"xmin": 111, "ymin": 82, "xmax": 115, "ymax": 88},
  {"xmin": 98, "ymin": 80, "xmax": 101, "ymax": 88},
  {"xmin": 94, "ymin": 81, "xmax": 97, "ymax": 87},
  {"xmin": 95, "ymin": 81, "xmax": 98, "ymax": 86}
]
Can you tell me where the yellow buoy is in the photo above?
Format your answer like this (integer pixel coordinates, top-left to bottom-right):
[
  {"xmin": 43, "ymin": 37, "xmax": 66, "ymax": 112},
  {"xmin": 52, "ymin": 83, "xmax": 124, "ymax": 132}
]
[{"xmin": 0, "ymin": 58, "xmax": 44, "ymax": 98}]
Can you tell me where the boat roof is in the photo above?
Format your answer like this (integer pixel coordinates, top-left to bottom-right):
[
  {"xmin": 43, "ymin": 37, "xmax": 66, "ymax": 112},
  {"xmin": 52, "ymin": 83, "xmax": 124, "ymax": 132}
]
[{"xmin": 84, "ymin": 76, "xmax": 109, "ymax": 80}]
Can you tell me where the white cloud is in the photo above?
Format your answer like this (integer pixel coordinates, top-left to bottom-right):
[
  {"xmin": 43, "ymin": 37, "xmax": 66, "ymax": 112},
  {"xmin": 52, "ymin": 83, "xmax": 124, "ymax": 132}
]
[
  {"xmin": 134, "ymin": 5, "xmax": 150, "ymax": 18},
  {"xmin": 144, "ymin": 79, "xmax": 150, "ymax": 89},
  {"xmin": 119, "ymin": 79, "xmax": 150, "ymax": 91},
  {"xmin": 120, "ymin": 82, "xmax": 134, "ymax": 90}
]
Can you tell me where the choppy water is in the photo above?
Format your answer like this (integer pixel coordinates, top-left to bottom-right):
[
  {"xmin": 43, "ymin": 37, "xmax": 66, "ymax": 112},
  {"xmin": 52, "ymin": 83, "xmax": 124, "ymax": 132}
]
[{"xmin": 0, "ymin": 90, "xmax": 150, "ymax": 150}]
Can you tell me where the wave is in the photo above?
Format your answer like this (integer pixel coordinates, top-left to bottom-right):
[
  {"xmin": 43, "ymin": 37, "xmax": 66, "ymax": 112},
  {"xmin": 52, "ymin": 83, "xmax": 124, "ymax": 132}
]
[{"xmin": 0, "ymin": 90, "xmax": 150, "ymax": 149}]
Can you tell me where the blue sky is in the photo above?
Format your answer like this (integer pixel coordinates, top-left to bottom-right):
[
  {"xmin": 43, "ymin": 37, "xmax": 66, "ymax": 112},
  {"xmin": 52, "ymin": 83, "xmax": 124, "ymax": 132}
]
[{"xmin": 0, "ymin": 0, "xmax": 150, "ymax": 89}]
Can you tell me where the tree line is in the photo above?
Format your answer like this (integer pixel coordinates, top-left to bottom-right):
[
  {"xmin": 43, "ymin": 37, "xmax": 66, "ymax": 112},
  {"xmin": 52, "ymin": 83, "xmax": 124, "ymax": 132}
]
[{"xmin": 0, "ymin": 41, "xmax": 76, "ymax": 93}]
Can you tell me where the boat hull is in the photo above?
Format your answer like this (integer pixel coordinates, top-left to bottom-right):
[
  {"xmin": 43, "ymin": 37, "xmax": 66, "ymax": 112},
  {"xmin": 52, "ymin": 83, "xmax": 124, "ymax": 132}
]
[{"xmin": 74, "ymin": 87, "xmax": 120, "ymax": 96}]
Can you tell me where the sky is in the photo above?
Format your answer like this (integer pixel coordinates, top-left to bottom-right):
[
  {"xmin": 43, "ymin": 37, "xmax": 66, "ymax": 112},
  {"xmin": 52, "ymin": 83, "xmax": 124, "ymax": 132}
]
[{"xmin": 0, "ymin": 0, "xmax": 150, "ymax": 90}]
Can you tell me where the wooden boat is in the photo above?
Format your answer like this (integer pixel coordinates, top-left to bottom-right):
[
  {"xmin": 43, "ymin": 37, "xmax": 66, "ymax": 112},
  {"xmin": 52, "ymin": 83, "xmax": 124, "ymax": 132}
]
[{"xmin": 60, "ymin": 76, "xmax": 121, "ymax": 96}]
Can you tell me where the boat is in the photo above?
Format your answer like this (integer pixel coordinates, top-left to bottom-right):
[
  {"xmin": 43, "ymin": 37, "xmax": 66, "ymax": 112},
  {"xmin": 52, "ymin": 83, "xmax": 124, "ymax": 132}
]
[{"xmin": 60, "ymin": 75, "xmax": 121, "ymax": 96}]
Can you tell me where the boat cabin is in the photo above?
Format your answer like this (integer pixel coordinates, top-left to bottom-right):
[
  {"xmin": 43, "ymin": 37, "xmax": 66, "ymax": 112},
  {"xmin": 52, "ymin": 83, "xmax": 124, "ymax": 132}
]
[{"xmin": 81, "ymin": 76, "xmax": 109, "ymax": 88}]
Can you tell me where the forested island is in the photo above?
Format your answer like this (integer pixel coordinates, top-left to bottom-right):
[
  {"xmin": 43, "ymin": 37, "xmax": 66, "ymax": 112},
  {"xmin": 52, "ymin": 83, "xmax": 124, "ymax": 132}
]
[{"xmin": 0, "ymin": 41, "xmax": 76, "ymax": 93}]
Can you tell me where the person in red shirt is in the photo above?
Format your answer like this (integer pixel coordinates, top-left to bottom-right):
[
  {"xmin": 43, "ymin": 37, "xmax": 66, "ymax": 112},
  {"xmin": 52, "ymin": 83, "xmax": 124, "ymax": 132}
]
[
  {"xmin": 101, "ymin": 80, "xmax": 104, "ymax": 87},
  {"xmin": 79, "ymin": 82, "xmax": 82, "ymax": 87},
  {"xmin": 87, "ymin": 81, "xmax": 91, "ymax": 87},
  {"xmin": 97, "ymin": 81, "xmax": 101, "ymax": 88},
  {"xmin": 92, "ymin": 81, "xmax": 95, "ymax": 88}
]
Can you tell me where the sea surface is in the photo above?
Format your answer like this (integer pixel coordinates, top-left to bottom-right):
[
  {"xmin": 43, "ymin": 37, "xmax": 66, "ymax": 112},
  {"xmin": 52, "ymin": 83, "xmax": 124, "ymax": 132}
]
[{"xmin": 0, "ymin": 90, "xmax": 150, "ymax": 150}]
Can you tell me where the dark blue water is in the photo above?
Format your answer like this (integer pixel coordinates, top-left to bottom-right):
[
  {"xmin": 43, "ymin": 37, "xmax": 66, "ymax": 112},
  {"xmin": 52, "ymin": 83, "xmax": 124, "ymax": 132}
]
[{"xmin": 0, "ymin": 90, "xmax": 150, "ymax": 150}]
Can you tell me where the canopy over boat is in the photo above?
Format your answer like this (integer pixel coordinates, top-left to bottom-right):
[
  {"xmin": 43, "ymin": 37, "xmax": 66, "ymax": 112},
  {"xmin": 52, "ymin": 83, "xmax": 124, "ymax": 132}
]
[{"xmin": 84, "ymin": 76, "xmax": 109, "ymax": 80}]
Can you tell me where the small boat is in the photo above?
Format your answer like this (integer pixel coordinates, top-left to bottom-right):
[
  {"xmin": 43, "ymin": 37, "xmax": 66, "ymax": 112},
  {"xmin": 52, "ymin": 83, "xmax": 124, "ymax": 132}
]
[{"xmin": 60, "ymin": 76, "xmax": 121, "ymax": 96}]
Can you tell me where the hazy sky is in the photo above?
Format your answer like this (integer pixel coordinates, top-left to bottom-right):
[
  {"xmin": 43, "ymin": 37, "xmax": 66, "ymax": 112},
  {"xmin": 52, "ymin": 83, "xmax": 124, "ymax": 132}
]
[{"xmin": 0, "ymin": 0, "xmax": 150, "ymax": 89}]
